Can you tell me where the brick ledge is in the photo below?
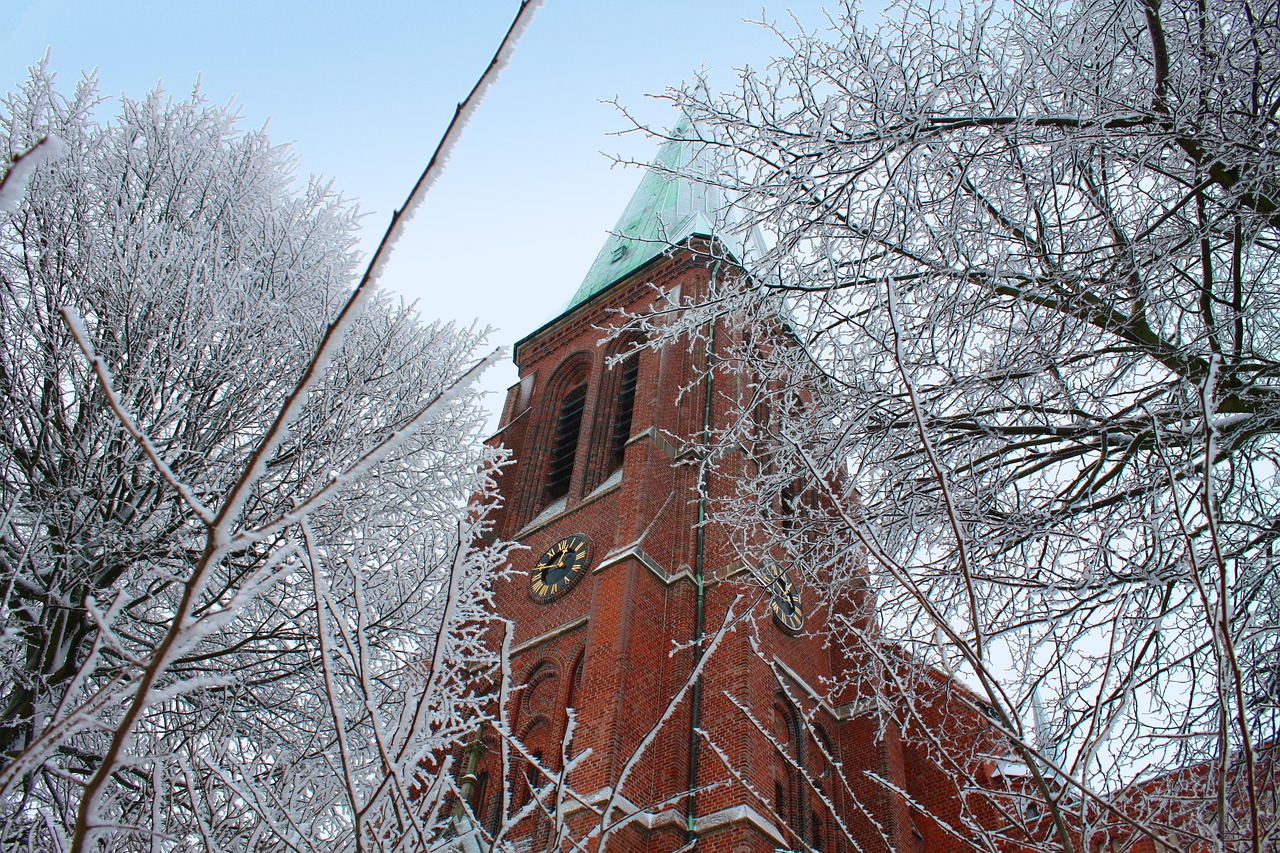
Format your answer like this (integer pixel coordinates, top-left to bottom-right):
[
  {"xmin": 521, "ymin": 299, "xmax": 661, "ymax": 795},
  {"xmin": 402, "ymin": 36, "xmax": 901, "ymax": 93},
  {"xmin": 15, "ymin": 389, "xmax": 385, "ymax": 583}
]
[{"xmin": 510, "ymin": 616, "xmax": 590, "ymax": 657}]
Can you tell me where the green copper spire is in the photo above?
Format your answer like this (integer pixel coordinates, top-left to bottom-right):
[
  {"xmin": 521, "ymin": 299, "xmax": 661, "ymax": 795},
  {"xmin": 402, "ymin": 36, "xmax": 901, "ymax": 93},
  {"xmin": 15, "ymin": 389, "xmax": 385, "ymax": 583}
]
[{"xmin": 564, "ymin": 118, "xmax": 725, "ymax": 312}]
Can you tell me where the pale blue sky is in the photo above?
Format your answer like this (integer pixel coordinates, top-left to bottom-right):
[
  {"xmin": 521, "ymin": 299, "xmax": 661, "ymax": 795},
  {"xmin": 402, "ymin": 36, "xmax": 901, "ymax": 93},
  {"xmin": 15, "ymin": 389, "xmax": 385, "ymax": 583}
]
[{"xmin": 2, "ymin": 1, "xmax": 885, "ymax": 414}]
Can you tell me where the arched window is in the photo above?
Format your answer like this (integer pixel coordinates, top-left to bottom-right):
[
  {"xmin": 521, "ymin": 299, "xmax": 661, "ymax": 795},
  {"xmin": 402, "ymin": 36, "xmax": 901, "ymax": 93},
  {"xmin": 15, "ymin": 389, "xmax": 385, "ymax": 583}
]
[
  {"xmin": 810, "ymin": 796, "xmax": 825, "ymax": 851},
  {"xmin": 780, "ymin": 481, "xmax": 799, "ymax": 524},
  {"xmin": 470, "ymin": 770, "xmax": 493, "ymax": 832},
  {"xmin": 513, "ymin": 730, "xmax": 546, "ymax": 812},
  {"xmin": 608, "ymin": 353, "xmax": 639, "ymax": 472},
  {"xmin": 773, "ymin": 699, "xmax": 802, "ymax": 836},
  {"xmin": 809, "ymin": 724, "xmax": 837, "ymax": 850},
  {"xmin": 565, "ymin": 647, "xmax": 586, "ymax": 714},
  {"xmin": 546, "ymin": 382, "xmax": 587, "ymax": 501},
  {"xmin": 524, "ymin": 747, "xmax": 545, "ymax": 809},
  {"xmin": 521, "ymin": 660, "xmax": 559, "ymax": 718},
  {"xmin": 813, "ymin": 724, "xmax": 835, "ymax": 785}
]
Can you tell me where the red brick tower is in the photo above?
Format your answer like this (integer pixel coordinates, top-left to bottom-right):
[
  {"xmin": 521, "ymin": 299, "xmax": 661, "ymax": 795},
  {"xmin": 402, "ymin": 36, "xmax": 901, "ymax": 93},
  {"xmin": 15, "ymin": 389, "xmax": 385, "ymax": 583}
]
[{"xmin": 468, "ymin": 126, "xmax": 968, "ymax": 853}]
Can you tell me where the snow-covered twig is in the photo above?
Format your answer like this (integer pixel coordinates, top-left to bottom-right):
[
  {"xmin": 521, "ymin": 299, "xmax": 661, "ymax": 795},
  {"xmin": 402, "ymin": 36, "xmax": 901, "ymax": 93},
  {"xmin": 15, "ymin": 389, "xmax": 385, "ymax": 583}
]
[
  {"xmin": 60, "ymin": 309, "xmax": 215, "ymax": 526},
  {"xmin": 595, "ymin": 596, "xmax": 743, "ymax": 851},
  {"xmin": 63, "ymin": 3, "xmax": 541, "ymax": 848},
  {"xmin": 0, "ymin": 134, "xmax": 63, "ymax": 213}
]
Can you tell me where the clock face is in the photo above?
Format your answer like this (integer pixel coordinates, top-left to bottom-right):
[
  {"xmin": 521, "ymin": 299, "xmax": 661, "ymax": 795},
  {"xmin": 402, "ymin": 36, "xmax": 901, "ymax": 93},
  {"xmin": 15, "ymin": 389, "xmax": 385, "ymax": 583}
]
[
  {"xmin": 764, "ymin": 563, "xmax": 804, "ymax": 633},
  {"xmin": 530, "ymin": 534, "xmax": 591, "ymax": 603}
]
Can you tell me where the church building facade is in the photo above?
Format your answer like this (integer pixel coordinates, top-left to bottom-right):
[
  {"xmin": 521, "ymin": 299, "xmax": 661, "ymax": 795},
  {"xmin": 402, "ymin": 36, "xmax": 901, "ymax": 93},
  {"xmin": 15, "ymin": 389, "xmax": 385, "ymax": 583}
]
[{"xmin": 465, "ymin": 126, "xmax": 1006, "ymax": 853}]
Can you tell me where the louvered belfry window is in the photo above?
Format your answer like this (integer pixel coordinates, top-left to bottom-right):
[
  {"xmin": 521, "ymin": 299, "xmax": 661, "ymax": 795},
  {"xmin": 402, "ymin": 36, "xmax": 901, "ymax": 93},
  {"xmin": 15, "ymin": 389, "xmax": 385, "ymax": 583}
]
[
  {"xmin": 610, "ymin": 356, "xmax": 639, "ymax": 471},
  {"xmin": 546, "ymin": 383, "xmax": 587, "ymax": 500}
]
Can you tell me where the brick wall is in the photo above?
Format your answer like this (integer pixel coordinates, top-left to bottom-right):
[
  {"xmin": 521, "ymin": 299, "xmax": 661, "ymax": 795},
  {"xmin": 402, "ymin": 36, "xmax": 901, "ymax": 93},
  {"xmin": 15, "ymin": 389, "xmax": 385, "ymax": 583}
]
[{"xmin": 472, "ymin": 246, "xmax": 1020, "ymax": 852}]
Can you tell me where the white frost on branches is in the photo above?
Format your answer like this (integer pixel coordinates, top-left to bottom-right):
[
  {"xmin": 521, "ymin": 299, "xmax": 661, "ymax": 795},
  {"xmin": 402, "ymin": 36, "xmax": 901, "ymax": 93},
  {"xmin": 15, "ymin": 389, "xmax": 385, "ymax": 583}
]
[
  {"xmin": 0, "ymin": 134, "xmax": 62, "ymax": 213},
  {"xmin": 0, "ymin": 41, "xmax": 527, "ymax": 852},
  {"xmin": 619, "ymin": 0, "xmax": 1280, "ymax": 850}
]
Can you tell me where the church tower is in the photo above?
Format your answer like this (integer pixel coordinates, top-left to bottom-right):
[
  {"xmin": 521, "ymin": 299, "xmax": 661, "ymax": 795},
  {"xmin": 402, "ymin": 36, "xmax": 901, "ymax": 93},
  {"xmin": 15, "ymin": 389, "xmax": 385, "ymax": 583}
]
[{"xmin": 468, "ymin": 125, "xmax": 948, "ymax": 853}]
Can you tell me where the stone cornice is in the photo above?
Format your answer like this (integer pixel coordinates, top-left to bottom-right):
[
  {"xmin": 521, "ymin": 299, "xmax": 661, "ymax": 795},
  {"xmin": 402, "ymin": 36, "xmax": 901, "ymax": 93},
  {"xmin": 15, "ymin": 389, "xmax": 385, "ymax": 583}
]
[
  {"xmin": 512, "ymin": 476, "xmax": 623, "ymax": 541},
  {"xmin": 511, "ymin": 616, "xmax": 590, "ymax": 657},
  {"xmin": 564, "ymin": 789, "xmax": 785, "ymax": 845},
  {"xmin": 514, "ymin": 253, "xmax": 703, "ymax": 367}
]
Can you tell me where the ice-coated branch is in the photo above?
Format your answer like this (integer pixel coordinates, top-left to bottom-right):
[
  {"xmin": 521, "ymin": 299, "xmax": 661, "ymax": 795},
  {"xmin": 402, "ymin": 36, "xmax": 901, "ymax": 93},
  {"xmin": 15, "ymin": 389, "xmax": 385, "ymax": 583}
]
[
  {"xmin": 62, "ymin": 3, "xmax": 541, "ymax": 848},
  {"xmin": 201, "ymin": 0, "xmax": 541, "ymax": 543},
  {"xmin": 60, "ymin": 308, "xmax": 215, "ymax": 526},
  {"xmin": 234, "ymin": 346, "xmax": 506, "ymax": 547},
  {"xmin": 883, "ymin": 279, "xmax": 983, "ymax": 664},
  {"xmin": 1198, "ymin": 355, "xmax": 1261, "ymax": 853},
  {"xmin": 300, "ymin": 520, "xmax": 363, "ymax": 834},
  {"xmin": 595, "ymin": 596, "xmax": 743, "ymax": 851},
  {"xmin": 0, "ymin": 134, "xmax": 63, "ymax": 213}
]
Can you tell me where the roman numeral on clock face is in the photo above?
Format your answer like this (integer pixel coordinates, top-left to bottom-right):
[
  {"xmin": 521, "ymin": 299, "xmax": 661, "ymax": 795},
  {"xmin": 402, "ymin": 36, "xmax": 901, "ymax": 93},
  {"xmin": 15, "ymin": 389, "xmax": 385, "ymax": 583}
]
[{"xmin": 529, "ymin": 533, "xmax": 591, "ymax": 603}]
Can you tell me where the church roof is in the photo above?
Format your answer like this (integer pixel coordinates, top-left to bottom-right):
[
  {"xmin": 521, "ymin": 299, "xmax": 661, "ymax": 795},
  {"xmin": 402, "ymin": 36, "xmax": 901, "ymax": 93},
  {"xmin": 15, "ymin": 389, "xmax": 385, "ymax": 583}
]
[{"xmin": 563, "ymin": 118, "xmax": 733, "ymax": 312}]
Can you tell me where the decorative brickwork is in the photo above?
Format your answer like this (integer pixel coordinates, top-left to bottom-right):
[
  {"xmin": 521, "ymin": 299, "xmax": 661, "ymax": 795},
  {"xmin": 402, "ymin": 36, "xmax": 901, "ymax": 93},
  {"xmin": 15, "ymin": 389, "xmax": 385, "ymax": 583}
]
[
  {"xmin": 453, "ymin": 117, "xmax": 1278, "ymax": 851},
  {"xmin": 470, "ymin": 242, "xmax": 1026, "ymax": 853}
]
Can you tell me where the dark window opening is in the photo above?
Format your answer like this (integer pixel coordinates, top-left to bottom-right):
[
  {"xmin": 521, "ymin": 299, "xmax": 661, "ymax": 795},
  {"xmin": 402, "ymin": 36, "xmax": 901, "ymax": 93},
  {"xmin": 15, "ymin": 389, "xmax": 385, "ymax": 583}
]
[
  {"xmin": 566, "ymin": 648, "xmax": 585, "ymax": 713},
  {"xmin": 546, "ymin": 384, "xmax": 586, "ymax": 501},
  {"xmin": 472, "ymin": 770, "xmax": 499, "ymax": 835},
  {"xmin": 610, "ymin": 356, "xmax": 639, "ymax": 471},
  {"xmin": 780, "ymin": 483, "xmax": 798, "ymax": 516},
  {"xmin": 520, "ymin": 749, "xmax": 544, "ymax": 810},
  {"xmin": 527, "ymin": 750, "xmax": 550, "ymax": 848},
  {"xmin": 810, "ymin": 798, "xmax": 824, "ymax": 850},
  {"xmin": 814, "ymin": 725, "xmax": 835, "ymax": 786}
]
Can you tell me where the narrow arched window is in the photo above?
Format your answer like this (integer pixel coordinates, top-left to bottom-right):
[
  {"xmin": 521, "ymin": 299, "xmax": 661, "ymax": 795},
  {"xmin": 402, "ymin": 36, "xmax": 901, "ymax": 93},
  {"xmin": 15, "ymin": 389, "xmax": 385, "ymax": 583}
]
[
  {"xmin": 527, "ymin": 748, "xmax": 551, "ymax": 848},
  {"xmin": 566, "ymin": 648, "xmax": 585, "ymax": 713},
  {"xmin": 516, "ymin": 742, "xmax": 544, "ymax": 806},
  {"xmin": 609, "ymin": 354, "xmax": 639, "ymax": 471},
  {"xmin": 780, "ymin": 482, "xmax": 798, "ymax": 516},
  {"xmin": 471, "ymin": 770, "xmax": 491, "ymax": 830},
  {"xmin": 810, "ymin": 799, "xmax": 824, "ymax": 851},
  {"xmin": 774, "ymin": 700, "xmax": 802, "ymax": 835},
  {"xmin": 546, "ymin": 383, "xmax": 587, "ymax": 501}
]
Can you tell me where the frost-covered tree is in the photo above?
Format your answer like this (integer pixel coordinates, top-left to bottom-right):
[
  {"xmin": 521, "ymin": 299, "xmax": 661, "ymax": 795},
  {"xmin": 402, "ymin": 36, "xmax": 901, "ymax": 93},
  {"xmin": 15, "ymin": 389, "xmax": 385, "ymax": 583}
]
[
  {"xmin": 0, "ymin": 32, "xmax": 529, "ymax": 850},
  {"xmin": 624, "ymin": 0, "xmax": 1280, "ymax": 849}
]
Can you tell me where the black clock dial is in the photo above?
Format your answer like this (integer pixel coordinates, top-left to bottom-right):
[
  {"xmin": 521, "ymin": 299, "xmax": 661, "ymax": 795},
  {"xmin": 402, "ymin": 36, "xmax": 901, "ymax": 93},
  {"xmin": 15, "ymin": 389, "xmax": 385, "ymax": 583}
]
[
  {"xmin": 764, "ymin": 563, "xmax": 804, "ymax": 633},
  {"xmin": 530, "ymin": 534, "xmax": 590, "ymax": 603}
]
